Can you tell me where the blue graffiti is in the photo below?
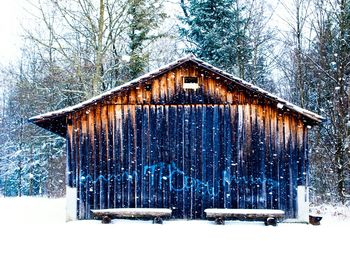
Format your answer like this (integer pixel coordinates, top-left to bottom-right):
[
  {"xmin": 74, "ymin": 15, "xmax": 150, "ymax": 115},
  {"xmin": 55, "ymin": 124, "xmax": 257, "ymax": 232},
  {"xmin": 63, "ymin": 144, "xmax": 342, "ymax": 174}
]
[{"xmin": 80, "ymin": 162, "xmax": 280, "ymax": 197}]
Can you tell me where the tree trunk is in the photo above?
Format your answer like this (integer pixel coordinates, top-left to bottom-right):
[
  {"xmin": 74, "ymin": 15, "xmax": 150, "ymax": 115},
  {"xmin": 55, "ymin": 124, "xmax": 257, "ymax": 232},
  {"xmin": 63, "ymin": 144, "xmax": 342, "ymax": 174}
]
[{"xmin": 92, "ymin": 0, "xmax": 105, "ymax": 96}]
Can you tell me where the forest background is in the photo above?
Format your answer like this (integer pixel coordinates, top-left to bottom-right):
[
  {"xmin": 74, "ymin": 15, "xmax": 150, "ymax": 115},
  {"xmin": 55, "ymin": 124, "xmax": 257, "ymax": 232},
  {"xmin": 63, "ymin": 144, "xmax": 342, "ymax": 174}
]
[{"xmin": 0, "ymin": 0, "xmax": 349, "ymax": 205}]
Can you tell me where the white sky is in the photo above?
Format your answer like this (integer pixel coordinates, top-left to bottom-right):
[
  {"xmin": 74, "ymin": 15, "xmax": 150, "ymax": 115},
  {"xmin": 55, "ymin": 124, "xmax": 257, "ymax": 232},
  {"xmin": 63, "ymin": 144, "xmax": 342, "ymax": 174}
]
[
  {"xmin": 0, "ymin": 0, "xmax": 294, "ymax": 112},
  {"xmin": 0, "ymin": 0, "xmax": 292, "ymax": 65},
  {"xmin": 0, "ymin": 0, "xmax": 292, "ymax": 101},
  {"xmin": 0, "ymin": 0, "xmax": 24, "ymax": 65}
]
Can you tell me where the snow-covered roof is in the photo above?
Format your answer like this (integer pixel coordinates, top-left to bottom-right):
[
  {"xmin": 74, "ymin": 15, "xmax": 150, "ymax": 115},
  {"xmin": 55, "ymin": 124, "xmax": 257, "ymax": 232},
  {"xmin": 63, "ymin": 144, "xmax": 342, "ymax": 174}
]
[{"xmin": 29, "ymin": 55, "xmax": 324, "ymax": 125}]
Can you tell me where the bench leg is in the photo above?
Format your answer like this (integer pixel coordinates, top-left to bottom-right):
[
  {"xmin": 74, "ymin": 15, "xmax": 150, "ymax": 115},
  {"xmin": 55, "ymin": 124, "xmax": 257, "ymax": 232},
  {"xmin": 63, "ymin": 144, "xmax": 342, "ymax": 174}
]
[
  {"xmin": 153, "ymin": 217, "xmax": 163, "ymax": 224},
  {"xmin": 215, "ymin": 217, "xmax": 225, "ymax": 225},
  {"xmin": 101, "ymin": 216, "xmax": 112, "ymax": 224},
  {"xmin": 264, "ymin": 217, "xmax": 277, "ymax": 226}
]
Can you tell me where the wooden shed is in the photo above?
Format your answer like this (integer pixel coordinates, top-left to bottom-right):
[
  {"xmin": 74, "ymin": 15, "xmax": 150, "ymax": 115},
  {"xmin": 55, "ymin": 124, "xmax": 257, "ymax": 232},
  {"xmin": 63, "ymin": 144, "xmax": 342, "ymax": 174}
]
[{"xmin": 30, "ymin": 55, "xmax": 323, "ymax": 221}]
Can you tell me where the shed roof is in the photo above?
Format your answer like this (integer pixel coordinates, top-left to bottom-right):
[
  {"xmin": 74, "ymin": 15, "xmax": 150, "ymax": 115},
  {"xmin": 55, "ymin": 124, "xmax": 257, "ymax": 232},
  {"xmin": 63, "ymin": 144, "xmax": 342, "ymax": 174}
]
[{"xmin": 29, "ymin": 55, "xmax": 324, "ymax": 136}]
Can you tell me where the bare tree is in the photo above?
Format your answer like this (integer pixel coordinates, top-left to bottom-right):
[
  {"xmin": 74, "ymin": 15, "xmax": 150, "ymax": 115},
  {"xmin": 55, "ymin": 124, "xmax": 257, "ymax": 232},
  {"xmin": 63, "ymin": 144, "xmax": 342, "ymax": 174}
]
[{"xmin": 276, "ymin": 0, "xmax": 350, "ymax": 203}]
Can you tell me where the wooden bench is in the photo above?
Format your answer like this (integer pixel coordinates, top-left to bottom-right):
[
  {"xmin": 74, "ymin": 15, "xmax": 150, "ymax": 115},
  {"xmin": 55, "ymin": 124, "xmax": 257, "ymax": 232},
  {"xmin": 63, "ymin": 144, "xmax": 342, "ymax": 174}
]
[
  {"xmin": 204, "ymin": 208, "xmax": 285, "ymax": 226},
  {"xmin": 91, "ymin": 208, "xmax": 172, "ymax": 224}
]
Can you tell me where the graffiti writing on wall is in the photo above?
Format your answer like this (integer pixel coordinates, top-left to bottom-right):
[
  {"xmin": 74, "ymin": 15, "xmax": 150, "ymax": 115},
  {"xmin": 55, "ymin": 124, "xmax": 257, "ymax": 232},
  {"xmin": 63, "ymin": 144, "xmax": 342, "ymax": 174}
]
[{"xmin": 80, "ymin": 162, "xmax": 279, "ymax": 197}]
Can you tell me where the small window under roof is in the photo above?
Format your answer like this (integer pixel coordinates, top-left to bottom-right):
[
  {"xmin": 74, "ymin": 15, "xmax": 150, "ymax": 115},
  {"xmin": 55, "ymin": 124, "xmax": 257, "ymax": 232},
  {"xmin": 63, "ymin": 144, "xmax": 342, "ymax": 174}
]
[{"xmin": 183, "ymin": 77, "xmax": 199, "ymax": 90}]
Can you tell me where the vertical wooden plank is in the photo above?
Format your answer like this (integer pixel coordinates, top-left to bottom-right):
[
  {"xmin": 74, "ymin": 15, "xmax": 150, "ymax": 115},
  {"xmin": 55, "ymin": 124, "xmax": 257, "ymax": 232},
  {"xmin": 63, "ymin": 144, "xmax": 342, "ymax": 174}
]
[
  {"xmin": 87, "ymin": 108, "xmax": 95, "ymax": 211},
  {"xmin": 149, "ymin": 105, "xmax": 157, "ymax": 208},
  {"xmin": 223, "ymin": 104, "xmax": 232, "ymax": 209},
  {"xmin": 129, "ymin": 89, "xmax": 136, "ymax": 104},
  {"xmin": 174, "ymin": 67, "xmax": 181, "ymax": 101},
  {"xmin": 126, "ymin": 105, "xmax": 132, "ymax": 207},
  {"xmin": 219, "ymin": 82, "xmax": 227, "ymax": 103},
  {"xmin": 183, "ymin": 105, "xmax": 191, "ymax": 218},
  {"xmin": 130, "ymin": 105, "xmax": 137, "ymax": 207},
  {"xmin": 281, "ymin": 112, "xmax": 289, "ymax": 214},
  {"xmin": 243, "ymin": 104, "xmax": 251, "ymax": 208},
  {"xmin": 251, "ymin": 104, "xmax": 258, "ymax": 209},
  {"xmin": 73, "ymin": 113, "xmax": 79, "ymax": 193},
  {"xmin": 226, "ymin": 89, "xmax": 233, "ymax": 104},
  {"xmin": 290, "ymin": 116, "xmax": 299, "ymax": 217},
  {"xmin": 257, "ymin": 103, "xmax": 266, "ymax": 209},
  {"xmin": 93, "ymin": 106, "xmax": 100, "ymax": 210},
  {"xmin": 160, "ymin": 75, "xmax": 167, "ymax": 103},
  {"xmin": 100, "ymin": 105, "xmax": 108, "ymax": 209},
  {"xmin": 114, "ymin": 104, "xmax": 122, "ymax": 208},
  {"xmin": 69, "ymin": 113, "xmax": 77, "ymax": 193},
  {"xmin": 230, "ymin": 104, "xmax": 239, "ymax": 208},
  {"xmin": 72, "ymin": 113, "xmax": 79, "ymax": 189},
  {"xmin": 167, "ymin": 71, "xmax": 176, "ymax": 103},
  {"xmin": 86, "ymin": 109, "xmax": 94, "ymax": 217},
  {"xmin": 297, "ymin": 120, "xmax": 304, "ymax": 214},
  {"xmin": 84, "ymin": 109, "xmax": 93, "ymax": 217},
  {"xmin": 107, "ymin": 104, "xmax": 115, "ymax": 208},
  {"xmin": 136, "ymin": 85, "xmax": 143, "ymax": 104},
  {"xmin": 145, "ymin": 85, "xmax": 152, "ymax": 104},
  {"xmin": 208, "ymin": 77, "xmax": 215, "ymax": 102},
  {"xmin": 206, "ymin": 105, "xmax": 214, "ymax": 208},
  {"xmin": 156, "ymin": 105, "xmax": 164, "ymax": 208},
  {"xmin": 247, "ymin": 103, "xmax": 254, "ymax": 209},
  {"xmin": 302, "ymin": 123, "xmax": 309, "ymax": 186},
  {"xmin": 217, "ymin": 105, "xmax": 225, "ymax": 209},
  {"xmin": 265, "ymin": 103, "xmax": 273, "ymax": 209},
  {"xmin": 163, "ymin": 105, "xmax": 170, "ymax": 208},
  {"xmin": 213, "ymin": 78, "xmax": 219, "ymax": 102},
  {"xmin": 303, "ymin": 126, "xmax": 309, "ymax": 186},
  {"xmin": 277, "ymin": 111, "xmax": 284, "ymax": 210},
  {"xmin": 78, "ymin": 112, "xmax": 85, "ymax": 218},
  {"xmin": 190, "ymin": 105, "xmax": 197, "ymax": 218},
  {"xmin": 125, "ymin": 105, "xmax": 132, "ymax": 208},
  {"xmin": 212, "ymin": 105, "xmax": 220, "ymax": 208},
  {"xmin": 128, "ymin": 105, "xmax": 136, "ymax": 207},
  {"xmin": 74, "ymin": 113, "xmax": 81, "ymax": 218},
  {"xmin": 121, "ymin": 91, "xmax": 129, "ymax": 104},
  {"xmin": 270, "ymin": 106, "xmax": 279, "ymax": 209},
  {"xmin": 202, "ymin": 74, "xmax": 210, "ymax": 104},
  {"xmin": 195, "ymin": 71, "xmax": 204, "ymax": 104},
  {"xmin": 121, "ymin": 104, "xmax": 129, "ymax": 208},
  {"xmin": 200, "ymin": 106, "xmax": 207, "ymax": 215},
  {"xmin": 111, "ymin": 100, "xmax": 118, "ymax": 209},
  {"xmin": 176, "ymin": 105, "xmax": 185, "ymax": 218},
  {"xmin": 282, "ymin": 113, "xmax": 288, "ymax": 215},
  {"xmin": 237, "ymin": 105, "xmax": 244, "ymax": 208},
  {"xmin": 152, "ymin": 78, "xmax": 160, "ymax": 104},
  {"xmin": 142, "ymin": 105, "xmax": 150, "ymax": 208},
  {"xmin": 266, "ymin": 104, "xmax": 277, "ymax": 209},
  {"xmin": 66, "ymin": 115, "xmax": 74, "ymax": 188},
  {"xmin": 194, "ymin": 104, "xmax": 203, "ymax": 218},
  {"xmin": 74, "ymin": 113, "xmax": 82, "ymax": 218},
  {"xmin": 80, "ymin": 112, "xmax": 88, "ymax": 218},
  {"xmin": 136, "ymin": 105, "xmax": 143, "ymax": 208},
  {"xmin": 285, "ymin": 114, "xmax": 294, "ymax": 217},
  {"xmin": 168, "ymin": 105, "xmax": 177, "ymax": 215}
]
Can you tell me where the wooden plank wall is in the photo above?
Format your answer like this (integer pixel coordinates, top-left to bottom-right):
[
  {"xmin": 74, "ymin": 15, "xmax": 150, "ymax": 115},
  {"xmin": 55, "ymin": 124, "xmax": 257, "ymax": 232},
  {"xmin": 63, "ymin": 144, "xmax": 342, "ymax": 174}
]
[{"xmin": 66, "ymin": 63, "xmax": 309, "ymax": 220}]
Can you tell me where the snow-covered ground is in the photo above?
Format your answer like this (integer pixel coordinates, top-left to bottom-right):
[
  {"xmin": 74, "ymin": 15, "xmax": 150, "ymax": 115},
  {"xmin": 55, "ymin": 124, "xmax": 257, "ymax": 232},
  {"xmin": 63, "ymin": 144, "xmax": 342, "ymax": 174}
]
[{"xmin": 0, "ymin": 197, "xmax": 349, "ymax": 263}]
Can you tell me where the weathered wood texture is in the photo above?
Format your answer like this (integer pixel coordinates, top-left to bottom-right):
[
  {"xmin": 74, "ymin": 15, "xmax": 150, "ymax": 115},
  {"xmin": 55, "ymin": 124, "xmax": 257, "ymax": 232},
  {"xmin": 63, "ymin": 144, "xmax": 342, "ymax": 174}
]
[
  {"xmin": 91, "ymin": 208, "xmax": 172, "ymax": 218},
  {"xmin": 204, "ymin": 208, "xmax": 285, "ymax": 219},
  {"xmin": 66, "ymin": 63, "xmax": 309, "ymax": 220}
]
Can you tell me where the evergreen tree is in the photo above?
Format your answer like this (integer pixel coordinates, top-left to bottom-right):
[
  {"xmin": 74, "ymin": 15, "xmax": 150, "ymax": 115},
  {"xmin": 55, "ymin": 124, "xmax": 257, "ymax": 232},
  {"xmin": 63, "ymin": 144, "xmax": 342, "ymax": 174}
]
[
  {"xmin": 127, "ymin": 0, "xmax": 167, "ymax": 79},
  {"xmin": 179, "ymin": 0, "xmax": 251, "ymax": 77}
]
